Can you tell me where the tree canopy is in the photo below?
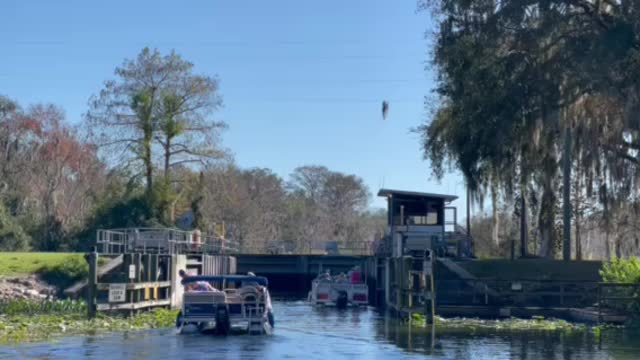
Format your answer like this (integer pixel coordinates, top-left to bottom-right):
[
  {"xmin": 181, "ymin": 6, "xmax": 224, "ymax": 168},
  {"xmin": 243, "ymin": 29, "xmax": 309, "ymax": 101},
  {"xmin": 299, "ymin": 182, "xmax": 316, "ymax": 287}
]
[{"xmin": 419, "ymin": 0, "xmax": 640, "ymax": 258}]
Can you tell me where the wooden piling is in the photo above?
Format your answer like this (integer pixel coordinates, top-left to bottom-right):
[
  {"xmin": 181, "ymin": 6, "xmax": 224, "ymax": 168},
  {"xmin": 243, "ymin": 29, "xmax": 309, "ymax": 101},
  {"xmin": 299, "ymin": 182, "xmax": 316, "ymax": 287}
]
[{"xmin": 86, "ymin": 248, "xmax": 98, "ymax": 319}]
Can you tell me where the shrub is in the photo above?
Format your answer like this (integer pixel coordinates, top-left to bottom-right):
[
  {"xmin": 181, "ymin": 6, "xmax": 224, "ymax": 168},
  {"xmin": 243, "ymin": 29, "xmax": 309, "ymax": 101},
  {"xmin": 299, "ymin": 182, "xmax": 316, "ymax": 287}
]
[
  {"xmin": 600, "ymin": 257, "xmax": 640, "ymax": 319},
  {"xmin": 600, "ymin": 257, "xmax": 640, "ymax": 284},
  {"xmin": 0, "ymin": 203, "xmax": 31, "ymax": 251},
  {"xmin": 0, "ymin": 299, "xmax": 86, "ymax": 316},
  {"xmin": 38, "ymin": 256, "xmax": 89, "ymax": 292}
]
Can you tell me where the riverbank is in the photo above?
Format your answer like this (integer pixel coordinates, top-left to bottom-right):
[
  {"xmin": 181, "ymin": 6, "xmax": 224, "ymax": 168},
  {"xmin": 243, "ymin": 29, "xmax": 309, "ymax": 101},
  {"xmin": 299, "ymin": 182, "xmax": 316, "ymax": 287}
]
[
  {"xmin": 0, "ymin": 307, "xmax": 178, "ymax": 344},
  {"xmin": 0, "ymin": 252, "xmax": 106, "ymax": 301}
]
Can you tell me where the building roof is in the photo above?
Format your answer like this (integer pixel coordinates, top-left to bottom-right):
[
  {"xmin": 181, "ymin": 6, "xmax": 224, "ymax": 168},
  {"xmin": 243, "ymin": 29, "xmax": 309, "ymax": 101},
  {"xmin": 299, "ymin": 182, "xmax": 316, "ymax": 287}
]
[{"xmin": 377, "ymin": 188, "xmax": 458, "ymax": 203}]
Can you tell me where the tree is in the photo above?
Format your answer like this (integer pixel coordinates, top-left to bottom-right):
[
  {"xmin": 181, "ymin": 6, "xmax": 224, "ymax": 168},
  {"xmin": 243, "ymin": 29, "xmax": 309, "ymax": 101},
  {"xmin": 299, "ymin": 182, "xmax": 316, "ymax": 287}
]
[
  {"xmin": 0, "ymin": 202, "xmax": 30, "ymax": 251},
  {"xmin": 1, "ymin": 97, "xmax": 108, "ymax": 251},
  {"xmin": 419, "ymin": 0, "xmax": 640, "ymax": 259},
  {"xmin": 86, "ymin": 48, "xmax": 224, "ymax": 220},
  {"xmin": 287, "ymin": 166, "xmax": 370, "ymax": 249},
  {"xmin": 199, "ymin": 164, "xmax": 287, "ymax": 252}
]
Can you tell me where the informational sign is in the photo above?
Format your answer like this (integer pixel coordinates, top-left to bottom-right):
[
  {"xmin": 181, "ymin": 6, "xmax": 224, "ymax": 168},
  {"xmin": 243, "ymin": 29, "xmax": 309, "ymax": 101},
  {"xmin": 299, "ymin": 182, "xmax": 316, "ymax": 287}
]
[
  {"xmin": 129, "ymin": 264, "xmax": 136, "ymax": 279},
  {"xmin": 108, "ymin": 284, "xmax": 126, "ymax": 303}
]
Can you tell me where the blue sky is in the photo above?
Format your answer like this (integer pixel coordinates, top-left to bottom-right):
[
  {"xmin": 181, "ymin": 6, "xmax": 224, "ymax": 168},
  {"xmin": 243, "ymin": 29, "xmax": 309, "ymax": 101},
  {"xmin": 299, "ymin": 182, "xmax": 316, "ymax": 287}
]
[{"xmin": 2, "ymin": 0, "xmax": 465, "ymax": 214}]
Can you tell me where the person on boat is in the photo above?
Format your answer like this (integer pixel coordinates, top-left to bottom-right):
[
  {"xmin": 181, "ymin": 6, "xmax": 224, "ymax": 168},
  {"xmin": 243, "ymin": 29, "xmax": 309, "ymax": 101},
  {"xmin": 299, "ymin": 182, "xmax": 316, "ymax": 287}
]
[
  {"xmin": 317, "ymin": 269, "xmax": 331, "ymax": 281},
  {"xmin": 179, "ymin": 269, "xmax": 218, "ymax": 292},
  {"xmin": 336, "ymin": 272, "xmax": 348, "ymax": 283},
  {"xmin": 350, "ymin": 266, "xmax": 362, "ymax": 284}
]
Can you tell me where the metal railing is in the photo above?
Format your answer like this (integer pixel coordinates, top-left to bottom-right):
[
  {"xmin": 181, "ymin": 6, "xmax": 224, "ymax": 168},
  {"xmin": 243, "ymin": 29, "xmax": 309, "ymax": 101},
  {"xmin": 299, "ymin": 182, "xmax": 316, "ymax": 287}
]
[
  {"xmin": 597, "ymin": 282, "xmax": 639, "ymax": 322},
  {"xmin": 97, "ymin": 228, "xmax": 239, "ymax": 255},
  {"xmin": 238, "ymin": 241, "xmax": 375, "ymax": 255},
  {"xmin": 434, "ymin": 278, "xmax": 639, "ymax": 315},
  {"xmin": 435, "ymin": 278, "xmax": 603, "ymax": 308},
  {"xmin": 373, "ymin": 232, "xmax": 473, "ymax": 258}
]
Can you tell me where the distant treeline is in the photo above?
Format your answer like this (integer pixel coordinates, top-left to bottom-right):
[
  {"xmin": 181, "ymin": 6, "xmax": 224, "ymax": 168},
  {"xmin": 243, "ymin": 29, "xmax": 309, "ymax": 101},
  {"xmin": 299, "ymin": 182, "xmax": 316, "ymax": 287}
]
[{"xmin": 0, "ymin": 48, "xmax": 385, "ymax": 252}]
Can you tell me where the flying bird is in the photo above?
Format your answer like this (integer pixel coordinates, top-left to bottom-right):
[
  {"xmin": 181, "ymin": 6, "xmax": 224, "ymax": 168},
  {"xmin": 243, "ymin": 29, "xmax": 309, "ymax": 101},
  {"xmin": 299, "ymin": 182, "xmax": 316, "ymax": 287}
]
[{"xmin": 382, "ymin": 101, "xmax": 389, "ymax": 120}]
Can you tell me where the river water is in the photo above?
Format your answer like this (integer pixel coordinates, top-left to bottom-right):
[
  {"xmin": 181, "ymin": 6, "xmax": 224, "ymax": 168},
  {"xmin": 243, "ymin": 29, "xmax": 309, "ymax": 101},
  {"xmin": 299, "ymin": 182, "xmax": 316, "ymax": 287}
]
[{"xmin": 1, "ymin": 300, "xmax": 639, "ymax": 359}]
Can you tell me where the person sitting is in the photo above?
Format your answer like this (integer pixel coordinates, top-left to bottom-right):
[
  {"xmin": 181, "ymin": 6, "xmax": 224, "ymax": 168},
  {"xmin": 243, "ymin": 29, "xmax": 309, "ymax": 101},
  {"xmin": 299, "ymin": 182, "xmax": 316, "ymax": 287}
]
[
  {"xmin": 179, "ymin": 269, "xmax": 218, "ymax": 292},
  {"xmin": 191, "ymin": 281, "xmax": 217, "ymax": 292},
  {"xmin": 317, "ymin": 270, "xmax": 331, "ymax": 281},
  {"xmin": 350, "ymin": 266, "xmax": 362, "ymax": 284},
  {"xmin": 336, "ymin": 273, "xmax": 348, "ymax": 283}
]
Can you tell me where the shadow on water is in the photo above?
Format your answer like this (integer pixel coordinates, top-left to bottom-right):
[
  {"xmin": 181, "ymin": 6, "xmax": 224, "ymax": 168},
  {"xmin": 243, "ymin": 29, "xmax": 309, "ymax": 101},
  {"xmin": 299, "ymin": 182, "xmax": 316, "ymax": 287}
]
[
  {"xmin": 376, "ymin": 310, "xmax": 640, "ymax": 360},
  {"xmin": 2, "ymin": 300, "xmax": 640, "ymax": 360}
]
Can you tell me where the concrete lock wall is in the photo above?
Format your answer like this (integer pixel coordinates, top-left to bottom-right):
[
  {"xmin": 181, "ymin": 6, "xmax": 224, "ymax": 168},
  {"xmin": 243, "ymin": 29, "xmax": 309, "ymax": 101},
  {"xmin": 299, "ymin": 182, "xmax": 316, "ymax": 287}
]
[{"xmin": 236, "ymin": 255, "xmax": 373, "ymax": 296}]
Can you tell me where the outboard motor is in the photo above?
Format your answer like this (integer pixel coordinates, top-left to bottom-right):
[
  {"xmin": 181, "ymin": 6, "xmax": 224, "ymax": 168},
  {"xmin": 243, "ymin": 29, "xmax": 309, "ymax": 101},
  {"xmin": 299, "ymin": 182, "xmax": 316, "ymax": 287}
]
[
  {"xmin": 215, "ymin": 305, "xmax": 231, "ymax": 335},
  {"xmin": 267, "ymin": 311, "xmax": 275, "ymax": 328},
  {"xmin": 336, "ymin": 291, "xmax": 349, "ymax": 309},
  {"xmin": 176, "ymin": 310, "xmax": 184, "ymax": 328}
]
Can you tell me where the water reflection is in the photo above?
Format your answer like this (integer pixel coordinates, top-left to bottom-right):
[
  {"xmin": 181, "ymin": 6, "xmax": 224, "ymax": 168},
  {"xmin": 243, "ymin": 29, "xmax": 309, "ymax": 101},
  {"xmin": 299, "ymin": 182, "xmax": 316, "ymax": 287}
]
[
  {"xmin": 374, "ymin": 307, "xmax": 640, "ymax": 360},
  {"xmin": 1, "ymin": 301, "xmax": 640, "ymax": 360}
]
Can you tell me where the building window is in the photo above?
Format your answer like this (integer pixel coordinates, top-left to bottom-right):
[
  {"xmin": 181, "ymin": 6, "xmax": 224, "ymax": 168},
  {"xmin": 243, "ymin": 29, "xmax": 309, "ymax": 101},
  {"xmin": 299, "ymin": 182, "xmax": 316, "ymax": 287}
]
[{"xmin": 392, "ymin": 198, "xmax": 442, "ymax": 226}]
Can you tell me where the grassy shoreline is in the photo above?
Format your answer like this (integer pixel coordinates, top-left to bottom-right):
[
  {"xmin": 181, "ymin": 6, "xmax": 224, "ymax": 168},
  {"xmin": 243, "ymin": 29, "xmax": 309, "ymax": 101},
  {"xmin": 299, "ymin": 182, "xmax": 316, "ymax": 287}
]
[
  {"xmin": 0, "ymin": 308, "xmax": 178, "ymax": 345},
  {"xmin": 0, "ymin": 253, "xmax": 82, "ymax": 278}
]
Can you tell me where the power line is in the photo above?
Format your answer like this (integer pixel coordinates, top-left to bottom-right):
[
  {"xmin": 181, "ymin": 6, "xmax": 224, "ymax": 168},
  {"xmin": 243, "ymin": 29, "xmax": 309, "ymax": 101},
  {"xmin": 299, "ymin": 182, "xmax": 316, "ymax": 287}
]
[
  {"xmin": 8, "ymin": 38, "xmax": 408, "ymax": 46},
  {"xmin": 227, "ymin": 97, "xmax": 423, "ymax": 104}
]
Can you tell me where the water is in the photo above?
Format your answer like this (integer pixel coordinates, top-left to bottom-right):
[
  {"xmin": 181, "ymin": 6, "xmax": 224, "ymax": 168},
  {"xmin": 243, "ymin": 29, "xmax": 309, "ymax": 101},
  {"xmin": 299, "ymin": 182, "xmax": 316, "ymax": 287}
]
[{"xmin": 2, "ymin": 300, "xmax": 640, "ymax": 359}]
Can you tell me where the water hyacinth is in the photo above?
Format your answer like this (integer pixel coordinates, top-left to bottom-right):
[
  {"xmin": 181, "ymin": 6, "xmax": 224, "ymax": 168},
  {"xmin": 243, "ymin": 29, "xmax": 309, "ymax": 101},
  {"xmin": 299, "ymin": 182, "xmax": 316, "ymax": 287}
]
[
  {"xmin": 0, "ymin": 306, "xmax": 178, "ymax": 344},
  {"xmin": 409, "ymin": 313, "xmax": 591, "ymax": 334},
  {"xmin": 0, "ymin": 299, "xmax": 86, "ymax": 316}
]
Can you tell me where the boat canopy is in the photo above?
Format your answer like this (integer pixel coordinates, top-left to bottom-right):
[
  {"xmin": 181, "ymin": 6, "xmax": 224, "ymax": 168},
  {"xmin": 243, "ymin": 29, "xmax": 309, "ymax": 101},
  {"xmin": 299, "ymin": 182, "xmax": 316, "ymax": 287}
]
[{"xmin": 181, "ymin": 275, "xmax": 269, "ymax": 286}]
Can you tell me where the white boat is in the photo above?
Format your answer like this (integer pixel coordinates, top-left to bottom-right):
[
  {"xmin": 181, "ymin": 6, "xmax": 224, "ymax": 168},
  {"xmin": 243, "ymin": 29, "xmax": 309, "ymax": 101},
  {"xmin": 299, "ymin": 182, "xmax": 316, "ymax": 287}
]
[
  {"xmin": 308, "ymin": 272, "xmax": 368, "ymax": 308},
  {"xmin": 176, "ymin": 275, "xmax": 274, "ymax": 335}
]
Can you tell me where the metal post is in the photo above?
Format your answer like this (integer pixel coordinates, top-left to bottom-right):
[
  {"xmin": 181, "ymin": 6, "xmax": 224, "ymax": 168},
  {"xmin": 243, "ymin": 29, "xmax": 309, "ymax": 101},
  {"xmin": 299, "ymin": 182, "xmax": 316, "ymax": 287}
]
[
  {"xmin": 85, "ymin": 247, "xmax": 98, "ymax": 319},
  {"xmin": 597, "ymin": 284, "xmax": 602, "ymax": 325},
  {"xmin": 384, "ymin": 258, "xmax": 390, "ymax": 307}
]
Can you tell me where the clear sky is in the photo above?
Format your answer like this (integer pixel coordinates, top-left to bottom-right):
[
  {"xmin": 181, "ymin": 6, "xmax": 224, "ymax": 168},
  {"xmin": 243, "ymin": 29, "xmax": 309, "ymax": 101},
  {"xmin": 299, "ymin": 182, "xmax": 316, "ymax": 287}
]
[{"xmin": 2, "ymin": 0, "xmax": 466, "ymax": 214}]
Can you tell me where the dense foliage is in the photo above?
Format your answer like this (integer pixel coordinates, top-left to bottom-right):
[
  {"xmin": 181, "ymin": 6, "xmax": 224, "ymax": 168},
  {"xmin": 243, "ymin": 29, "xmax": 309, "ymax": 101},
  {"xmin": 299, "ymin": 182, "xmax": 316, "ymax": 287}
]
[
  {"xmin": 601, "ymin": 258, "xmax": 640, "ymax": 284},
  {"xmin": 600, "ymin": 257, "xmax": 640, "ymax": 318},
  {"xmin": 0, "ymin": 307, "xmax": 177, "ymax": 344},
  {"xmin": 418, "ymin": 0, "xmax": 640, "ymax": 259}
]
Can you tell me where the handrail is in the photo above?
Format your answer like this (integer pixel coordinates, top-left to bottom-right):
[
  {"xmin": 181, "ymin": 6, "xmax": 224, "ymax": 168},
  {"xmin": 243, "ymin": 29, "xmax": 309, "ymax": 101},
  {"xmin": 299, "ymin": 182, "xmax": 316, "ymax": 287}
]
[{"xmin": 96, "ymin": 227, "xmax": 239, "ymax": 255}]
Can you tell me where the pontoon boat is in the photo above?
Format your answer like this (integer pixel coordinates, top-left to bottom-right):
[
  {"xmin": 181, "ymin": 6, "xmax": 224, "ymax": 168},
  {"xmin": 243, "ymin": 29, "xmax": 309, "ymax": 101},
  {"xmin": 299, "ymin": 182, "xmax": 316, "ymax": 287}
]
[
  {"xmin": 176, "ymin": 275, "xmax": 274, "ymax": 335},
  {"xmin": 308, "ymin": 270, "xmax": 368, "ymax": 308}
]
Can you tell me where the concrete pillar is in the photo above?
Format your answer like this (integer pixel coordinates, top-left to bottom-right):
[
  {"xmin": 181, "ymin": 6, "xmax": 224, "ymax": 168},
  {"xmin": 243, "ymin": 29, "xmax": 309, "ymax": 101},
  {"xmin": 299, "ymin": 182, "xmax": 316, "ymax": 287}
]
[
  {"xmin": 384, "ymin": 258, "xmax": 390, "ymax": 306},
  {"xmin": 297, "ymin": 256, "xmax": 309, "ymax": 292},
  {"xmin": 170, "ymin": 254, "xmax": 187, "ymax": 310}
]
